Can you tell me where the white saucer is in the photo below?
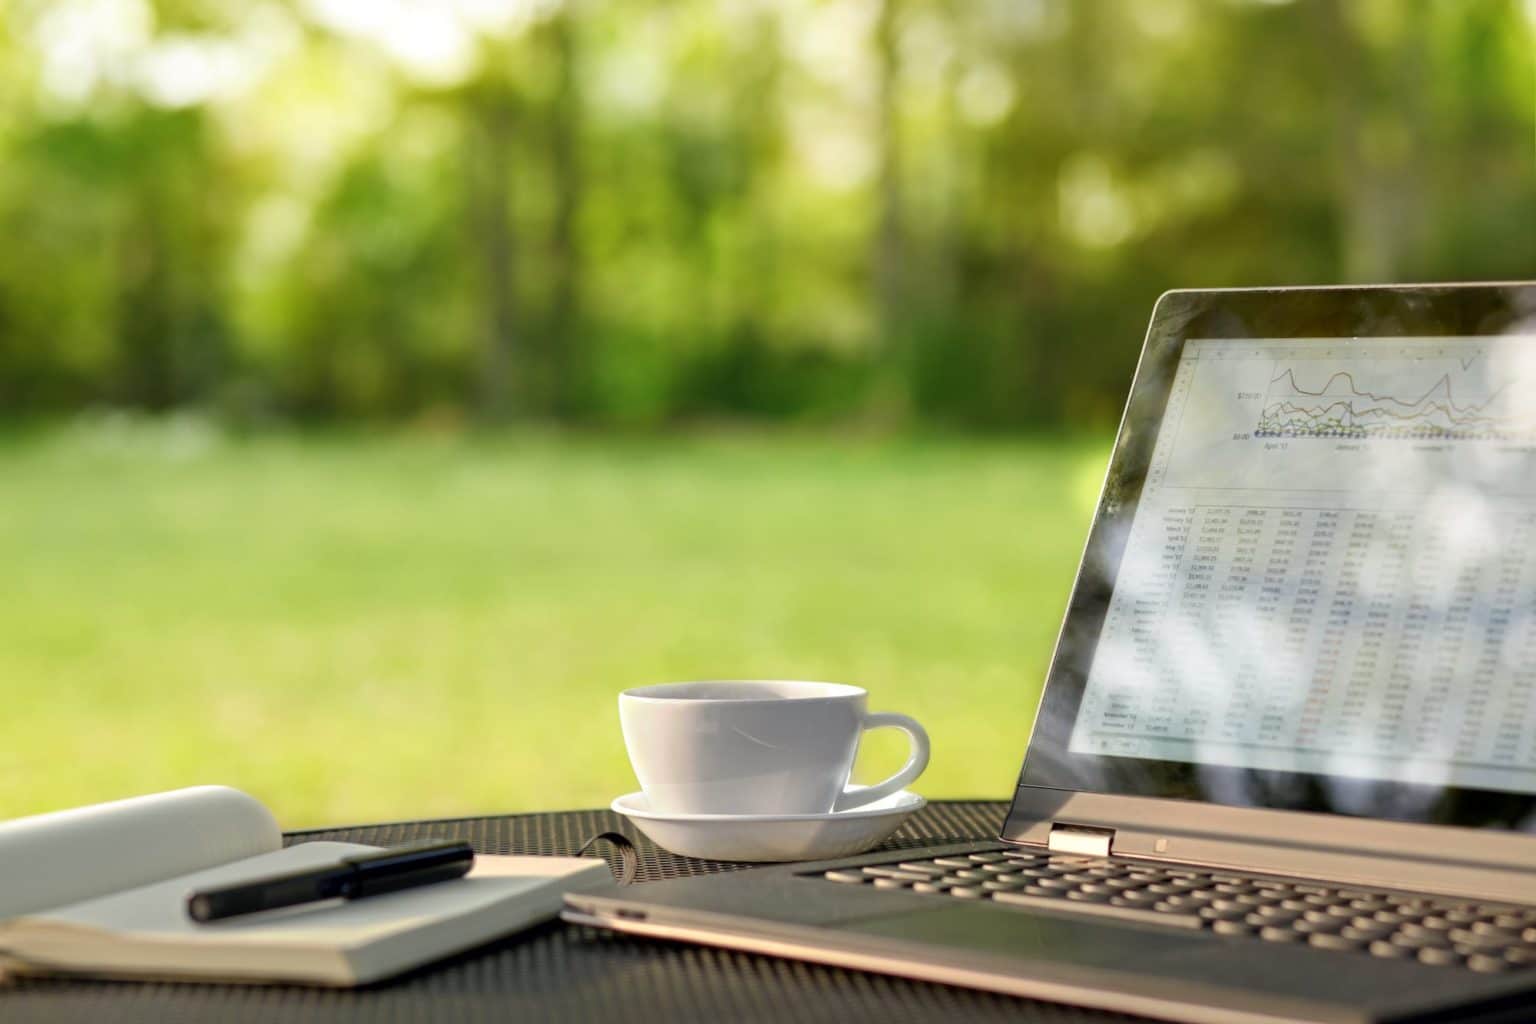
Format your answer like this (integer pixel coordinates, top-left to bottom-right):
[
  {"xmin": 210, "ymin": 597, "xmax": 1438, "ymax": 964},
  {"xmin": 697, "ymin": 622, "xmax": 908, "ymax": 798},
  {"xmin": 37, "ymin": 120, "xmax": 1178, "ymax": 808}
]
[{"xmin": 611, "ymin": 790, "xmax": 926, "ymax": 862}]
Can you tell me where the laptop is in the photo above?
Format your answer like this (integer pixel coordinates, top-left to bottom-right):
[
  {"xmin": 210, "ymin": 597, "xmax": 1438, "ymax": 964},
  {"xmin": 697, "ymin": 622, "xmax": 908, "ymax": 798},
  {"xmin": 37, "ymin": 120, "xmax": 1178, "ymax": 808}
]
[{"xmin": 565, "ymin": 284, "xmax": 1536, "ymax": 1024}]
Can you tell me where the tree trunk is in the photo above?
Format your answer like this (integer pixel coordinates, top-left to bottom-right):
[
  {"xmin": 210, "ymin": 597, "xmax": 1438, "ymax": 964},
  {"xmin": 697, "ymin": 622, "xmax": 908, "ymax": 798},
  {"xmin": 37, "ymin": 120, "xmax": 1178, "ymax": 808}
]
[
  {"xmin": 471, "ymin": 88, "xmax": 518, "ymax": 421},
  {"xmin": 1312, "ymin": 0, "xmax": 1428, "ymax": 282},
  {"xmin": 735, "ymin": 9, "xmax": 781, "ymax": 344},
  {"xmin": 548, "ymin": 6, "xmax": 582, "ymax": 419},
  {"xmin": 116, "ymin": 198, "xmax": 175, "ymax": 411},
  {"xmin": 872, "ymin": 0, "xmax": 907, "ymax": 413}
]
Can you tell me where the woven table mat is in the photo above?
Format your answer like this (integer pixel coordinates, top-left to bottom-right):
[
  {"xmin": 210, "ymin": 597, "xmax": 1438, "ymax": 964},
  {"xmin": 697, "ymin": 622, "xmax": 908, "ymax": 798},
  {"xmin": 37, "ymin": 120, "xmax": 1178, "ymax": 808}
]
[{"xmin": 5, "ymin": 801, "xmax": 1149, "ymax": 1023}]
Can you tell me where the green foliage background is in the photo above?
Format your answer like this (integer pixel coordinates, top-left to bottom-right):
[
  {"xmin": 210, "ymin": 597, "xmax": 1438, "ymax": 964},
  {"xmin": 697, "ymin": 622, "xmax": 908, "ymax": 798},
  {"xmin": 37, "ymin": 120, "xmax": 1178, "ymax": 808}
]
[
  {"xmin": 4, "ymin": 0, "xmax": 1533, "ymax": 428},
  {"xmin": 1, "ymin": 1, "xmax": 1534, "ymax": 824}
]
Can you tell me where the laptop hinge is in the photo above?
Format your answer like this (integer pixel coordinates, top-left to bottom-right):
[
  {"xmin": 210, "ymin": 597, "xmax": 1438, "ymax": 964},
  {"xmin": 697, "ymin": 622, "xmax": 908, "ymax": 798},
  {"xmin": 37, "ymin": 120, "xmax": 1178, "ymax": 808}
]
[{"xmin": 1047, "ymin": 823, "xmax": 1115, "ymax": 857}]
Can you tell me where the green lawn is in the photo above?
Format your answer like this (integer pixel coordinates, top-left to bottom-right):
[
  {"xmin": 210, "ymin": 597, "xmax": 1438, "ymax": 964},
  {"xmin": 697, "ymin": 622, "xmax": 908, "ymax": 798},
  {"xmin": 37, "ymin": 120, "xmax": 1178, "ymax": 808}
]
[{"xmin": 0, "ymin": 421, "xmax": 1109, "ymax": 827}]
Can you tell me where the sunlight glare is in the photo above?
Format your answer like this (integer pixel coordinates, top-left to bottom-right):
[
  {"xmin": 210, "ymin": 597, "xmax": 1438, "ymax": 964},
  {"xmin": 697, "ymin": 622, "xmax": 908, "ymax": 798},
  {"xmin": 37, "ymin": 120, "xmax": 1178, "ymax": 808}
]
[
  {"xmin": 303, "ymin": 0, "xmax": 481, "ymax": 87},
  {"xmin": 32, "ymin": 0, "xmax": 153, "ymax": 107}
]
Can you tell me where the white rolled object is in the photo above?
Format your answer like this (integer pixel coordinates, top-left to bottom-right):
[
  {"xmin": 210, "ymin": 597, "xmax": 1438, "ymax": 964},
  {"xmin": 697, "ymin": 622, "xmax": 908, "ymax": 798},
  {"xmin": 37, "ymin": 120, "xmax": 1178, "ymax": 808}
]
[{"xmin": 0, "ymin": 786, "xmax": 281, "ymax": 919}]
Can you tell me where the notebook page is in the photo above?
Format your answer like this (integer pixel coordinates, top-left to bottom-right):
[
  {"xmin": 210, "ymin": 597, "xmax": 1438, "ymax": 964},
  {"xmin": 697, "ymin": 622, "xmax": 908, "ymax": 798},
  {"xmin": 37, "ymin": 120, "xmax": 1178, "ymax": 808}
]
[
  {"xmin": 32, "ymin": 843, "xmax": 568, "ymax": 945},
  {"xmin": 0, "ymin": 787, "xmax": 281, "ymax": 919}
]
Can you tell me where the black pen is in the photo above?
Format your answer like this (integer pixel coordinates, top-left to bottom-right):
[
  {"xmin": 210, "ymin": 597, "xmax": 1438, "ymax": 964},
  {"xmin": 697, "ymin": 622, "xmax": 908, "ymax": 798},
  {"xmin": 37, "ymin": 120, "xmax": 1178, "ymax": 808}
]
[{"xmin": 187, "ymin": 841, "xmax": 475, "ymax": 922}]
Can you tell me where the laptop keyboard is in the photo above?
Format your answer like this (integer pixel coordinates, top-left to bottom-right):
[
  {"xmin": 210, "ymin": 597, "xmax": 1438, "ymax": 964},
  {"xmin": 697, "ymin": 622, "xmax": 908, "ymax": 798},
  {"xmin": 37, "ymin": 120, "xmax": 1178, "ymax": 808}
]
[{"xmin": 814, "ymin": 849, "xmax": 1536, "ymax": 974}]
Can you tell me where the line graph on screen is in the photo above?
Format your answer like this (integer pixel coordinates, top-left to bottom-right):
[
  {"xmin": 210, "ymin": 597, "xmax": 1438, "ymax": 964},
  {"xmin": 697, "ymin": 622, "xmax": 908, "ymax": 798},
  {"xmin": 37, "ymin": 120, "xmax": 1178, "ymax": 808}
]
[{"xmin": 1255, "ymin": 354, "xmax": 1536, "ymax": 441}]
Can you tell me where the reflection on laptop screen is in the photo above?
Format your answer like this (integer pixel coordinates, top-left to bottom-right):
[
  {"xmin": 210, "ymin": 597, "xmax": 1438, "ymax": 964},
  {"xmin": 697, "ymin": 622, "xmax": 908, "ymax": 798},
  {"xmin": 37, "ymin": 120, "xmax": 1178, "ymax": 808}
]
[{"xmin": 1069, "ymin": 337, "xmax": 1536, "ymax": 796}]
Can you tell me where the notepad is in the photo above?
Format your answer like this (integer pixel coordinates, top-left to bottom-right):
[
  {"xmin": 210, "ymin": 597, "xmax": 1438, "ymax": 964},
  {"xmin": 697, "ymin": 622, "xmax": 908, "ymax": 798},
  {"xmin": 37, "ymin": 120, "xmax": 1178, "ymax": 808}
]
[{"xmin": 0, "ymin": 787, "xmax": 613, "ymax": 986}]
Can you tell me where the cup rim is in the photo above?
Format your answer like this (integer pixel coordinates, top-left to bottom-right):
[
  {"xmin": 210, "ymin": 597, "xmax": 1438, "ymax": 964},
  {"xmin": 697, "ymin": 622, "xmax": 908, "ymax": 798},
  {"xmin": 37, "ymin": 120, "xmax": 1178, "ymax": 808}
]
[{"xmin": 620, "ymin": 680, "xmax": 865, "ymax": 704}]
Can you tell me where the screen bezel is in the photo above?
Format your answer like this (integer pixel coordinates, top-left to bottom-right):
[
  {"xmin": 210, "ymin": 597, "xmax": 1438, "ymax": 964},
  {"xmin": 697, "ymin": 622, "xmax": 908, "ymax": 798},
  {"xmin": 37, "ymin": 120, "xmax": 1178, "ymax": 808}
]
[{"xmin": 1017, "ymin": 283, "xmax": 1536, "ymax": 832}]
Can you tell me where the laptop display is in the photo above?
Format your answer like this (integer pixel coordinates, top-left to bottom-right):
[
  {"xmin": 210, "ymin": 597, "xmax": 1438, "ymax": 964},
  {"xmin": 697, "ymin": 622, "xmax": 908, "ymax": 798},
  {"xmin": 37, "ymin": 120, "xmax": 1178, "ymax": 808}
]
[{"xmin": 1022, "ymin": 287, "xmax": 1536, "ymax": 831}]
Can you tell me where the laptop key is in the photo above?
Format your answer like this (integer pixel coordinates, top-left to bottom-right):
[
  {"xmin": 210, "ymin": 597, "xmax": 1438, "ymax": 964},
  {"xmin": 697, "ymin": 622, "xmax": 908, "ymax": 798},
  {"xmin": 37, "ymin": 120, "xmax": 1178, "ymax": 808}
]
[
  {"xmin": 992, "ymin": 891, "xmax": 1204, "ymax": 929},
  {"xmin": 1212, "ymin": 920, "xmax": 1256, "ymax": 937},
  {"xmin": 824, "ymin": 870, "xmax": 870, "ymax": 883},
  {"xmin": 912, "ymin": 881, "xmax": 959, "ymax": 894},
  {"xmin": 873, "ymin": 877, "xmax": 915, "ymax": 889},
  {"xmin": 894, "ymin": 862, "xmax": 951, "ymax": 876},
  {"xmin": 1048, "ymin": 856, "xmax": 1106, "ymax": 867},
  {"xmin": 1199, "ymin": 906, "xmax": 1248, "ymax": 922},
  {"xmin": 862, "ymin": 866, "xmax": 936, "ymax": 881},
  {"xmin": 1014, "ymin": 867, "xmax": 1060, "ymax": 880},
  {"xmin": 1348, "ymin": 898, "xmax": 1392, "ymax": 912},
  {"xmin": 1309, "ymin": 933, "xmax": 1367, "ymax": 952},
  {"xmin": 1160, "ymin": 894, "xmax": 1211, "ymax": 910},
  {"xmin": 1260, "ymin": 926, "xmax": 1304, "ymax": 943},
  {"xmin": 1256, "ymin": 906, "xmax": 1301, "ymax": 923},
  {"xmin": 949, "ymin": 886, "xmax": 986, "ymax": 899},
  {"xmin": 1369, "ymin": 940, "xmax": 1415, "ymax": 959},
  {"xmin": 1447, "ymin": 928, "xmax": 1514, "ymax": 951},
  {"xmin": 1468, "ymin": 954, "xmax": 1511, "ymax": 974},
  {"xmin": 1417, "ymin": 947, "xmax": 1465, "ymax": 967},
  {"xmin": 1471, "ymin": 921, "xmax": 1523, "ymax": 938},
  {"xmin": 1115, "ymin": 891, "xmax": 1159, "ymax": 906},
  {"xmin": 1294, "ymin": 918, "xmax": 1345, "ymax": 935},
  {"xmin": 930, "ymin": 857, "xmax": 974, "ymax": 869},
  {"xmin": 1492, "ymin": 913, "xmax": 1535, "ymax": 929}
]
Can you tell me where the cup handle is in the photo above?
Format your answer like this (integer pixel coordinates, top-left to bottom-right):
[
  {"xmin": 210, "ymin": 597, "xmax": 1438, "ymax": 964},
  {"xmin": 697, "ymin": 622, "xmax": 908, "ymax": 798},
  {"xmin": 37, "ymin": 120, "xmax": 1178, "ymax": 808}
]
[{"xmin": 833, "ymin": 712, "xmax": 930, "ymax": 812}]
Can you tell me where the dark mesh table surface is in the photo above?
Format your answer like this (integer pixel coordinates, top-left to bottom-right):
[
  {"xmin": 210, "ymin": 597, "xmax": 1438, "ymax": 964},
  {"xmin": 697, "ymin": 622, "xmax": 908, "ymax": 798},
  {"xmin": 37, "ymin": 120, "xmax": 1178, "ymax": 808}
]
[{"xmin": 6, "ymin": 801, "xmax": 1150, "ymax": 1023}]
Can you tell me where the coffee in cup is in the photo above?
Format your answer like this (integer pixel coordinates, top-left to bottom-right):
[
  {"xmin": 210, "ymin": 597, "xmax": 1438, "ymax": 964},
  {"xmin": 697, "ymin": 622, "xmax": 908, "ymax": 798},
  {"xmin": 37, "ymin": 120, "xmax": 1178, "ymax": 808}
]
[{"xmin": 619, "ymin": 680, "xmax": 929, "ymax": 816}]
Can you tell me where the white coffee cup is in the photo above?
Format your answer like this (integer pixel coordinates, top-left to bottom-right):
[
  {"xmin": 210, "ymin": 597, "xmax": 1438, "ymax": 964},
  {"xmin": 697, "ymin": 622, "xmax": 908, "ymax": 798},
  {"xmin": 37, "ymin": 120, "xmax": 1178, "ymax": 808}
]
[{"xmin": 619, "ymin": 680, "xmax": 930, "ymax": 816}]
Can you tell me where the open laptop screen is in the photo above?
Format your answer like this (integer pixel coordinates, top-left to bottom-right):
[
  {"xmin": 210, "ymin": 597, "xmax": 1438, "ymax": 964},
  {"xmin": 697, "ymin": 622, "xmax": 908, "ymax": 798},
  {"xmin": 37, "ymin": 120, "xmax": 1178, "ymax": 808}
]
[{"xmin": 1021, "ymin": 285, "xmax": 1536, "ymax": 831}]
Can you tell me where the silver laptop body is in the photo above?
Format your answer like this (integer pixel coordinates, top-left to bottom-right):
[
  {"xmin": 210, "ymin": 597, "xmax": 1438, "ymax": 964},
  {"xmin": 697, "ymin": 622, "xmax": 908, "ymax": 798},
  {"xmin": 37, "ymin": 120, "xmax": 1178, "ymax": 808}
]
[{"xmin": 566, "ymin": 284, "xmax": 1536, "ymax": 1024}]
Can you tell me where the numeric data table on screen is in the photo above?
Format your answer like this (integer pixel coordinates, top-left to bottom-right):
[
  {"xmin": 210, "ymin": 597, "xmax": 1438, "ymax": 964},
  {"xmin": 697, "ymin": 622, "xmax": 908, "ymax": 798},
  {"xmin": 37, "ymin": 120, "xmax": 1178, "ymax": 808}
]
[{"xmin": 1070, "ymin": 337, "xmax": 1536, "ymax": 795}]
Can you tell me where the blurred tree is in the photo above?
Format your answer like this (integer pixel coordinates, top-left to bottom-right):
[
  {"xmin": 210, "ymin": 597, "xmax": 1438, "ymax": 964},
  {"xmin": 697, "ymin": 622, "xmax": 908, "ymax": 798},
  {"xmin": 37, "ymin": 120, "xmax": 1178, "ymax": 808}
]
[
  {"xmin": 545, "ymin": 3, "xmax": 583, "ymax": 419},
  {"xmin": 0, "ymin": 0, "xmax": 1532, "ymax": 427},
  {"xmin": 468, "ymin": 62, "xmax": 520, "ymax": 421}
]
